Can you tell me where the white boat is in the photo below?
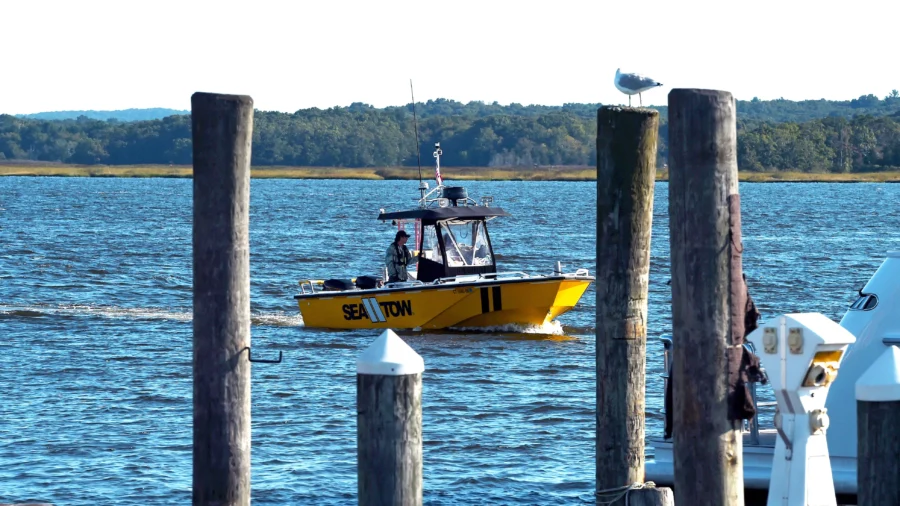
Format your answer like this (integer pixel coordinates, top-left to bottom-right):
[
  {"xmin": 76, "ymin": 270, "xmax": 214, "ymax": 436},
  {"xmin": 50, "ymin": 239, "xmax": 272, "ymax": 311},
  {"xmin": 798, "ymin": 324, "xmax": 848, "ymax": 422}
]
[{"xmin": 645, "ymin": 250, "xmax": 900, "ymax": 503}]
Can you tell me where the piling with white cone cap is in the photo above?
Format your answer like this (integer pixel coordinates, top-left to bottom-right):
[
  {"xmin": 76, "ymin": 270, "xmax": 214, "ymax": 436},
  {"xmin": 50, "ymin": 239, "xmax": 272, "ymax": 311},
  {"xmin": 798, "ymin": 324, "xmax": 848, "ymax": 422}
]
[
  {"xmin": 357, "ymin": 329, "xmax": 424, "ymax": 506},
  {"xmin": 856, "ymin": 345, "xmax": 900, "ymax": 506}
]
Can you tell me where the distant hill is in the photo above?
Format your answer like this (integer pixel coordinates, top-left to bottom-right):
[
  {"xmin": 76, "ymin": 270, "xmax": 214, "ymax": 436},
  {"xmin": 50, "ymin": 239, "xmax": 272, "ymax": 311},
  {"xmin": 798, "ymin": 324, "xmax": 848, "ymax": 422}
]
[{"xmin": 15, "ymin": 108, "xmax": 188, "ymax": 122}]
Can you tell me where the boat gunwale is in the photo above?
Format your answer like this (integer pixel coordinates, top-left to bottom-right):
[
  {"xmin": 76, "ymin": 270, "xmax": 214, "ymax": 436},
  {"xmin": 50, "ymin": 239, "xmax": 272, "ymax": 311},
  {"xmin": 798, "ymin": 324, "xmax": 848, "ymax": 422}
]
[{"xmin": 293, "ymin": 274, "xmax": 595, "ymax": 300}]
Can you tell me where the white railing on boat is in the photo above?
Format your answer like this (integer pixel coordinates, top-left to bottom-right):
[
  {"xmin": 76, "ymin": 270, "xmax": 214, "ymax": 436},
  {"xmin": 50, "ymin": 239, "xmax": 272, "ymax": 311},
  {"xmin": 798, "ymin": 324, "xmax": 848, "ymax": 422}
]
[
  {"xmin": 297, "ymin": 279, "xmax": 324, "ymax": 295},
  {"xmin": 431, "ymin": 271, "xmax": 532, "ymax": 285},
  {"xmin": 385, "ymin": 280, "xmax": 427, "ymax": 289},
  {"xmin": 298, "ymin": 268, "xmax": 591, "ymax": 296}
]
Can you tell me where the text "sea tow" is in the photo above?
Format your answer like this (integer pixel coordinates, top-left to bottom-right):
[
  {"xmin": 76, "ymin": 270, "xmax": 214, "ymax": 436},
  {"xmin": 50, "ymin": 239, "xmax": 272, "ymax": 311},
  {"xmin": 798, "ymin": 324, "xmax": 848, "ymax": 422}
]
[{"xmin": 343, "ymin": 298, "xmax": 414, "ymax": 322}]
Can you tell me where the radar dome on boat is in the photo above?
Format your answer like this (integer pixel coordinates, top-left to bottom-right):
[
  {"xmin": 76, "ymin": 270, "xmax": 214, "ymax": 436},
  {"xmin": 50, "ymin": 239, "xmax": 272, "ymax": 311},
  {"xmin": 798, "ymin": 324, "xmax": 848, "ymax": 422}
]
[{"xmin": 441, "ymin": 186, "xmax": 468, "ymax": 205}]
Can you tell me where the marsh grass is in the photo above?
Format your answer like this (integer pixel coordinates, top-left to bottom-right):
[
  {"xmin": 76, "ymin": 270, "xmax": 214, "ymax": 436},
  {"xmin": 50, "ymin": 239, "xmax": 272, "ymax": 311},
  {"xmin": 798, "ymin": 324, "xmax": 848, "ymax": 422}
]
[
  {"xmin": 0, "ymin": 163, "xmax": 193, "ymax": 178},
  {"xmin": 0, "ymin": 164, "xmax": 600, "ymax": 181},
  {"xmin": 2, "ymin": 163, "xmax": 899, "ymax": 182},
  {"xmin": 737, "ymin": 171, "xmax": 900, "ymax": 183}
]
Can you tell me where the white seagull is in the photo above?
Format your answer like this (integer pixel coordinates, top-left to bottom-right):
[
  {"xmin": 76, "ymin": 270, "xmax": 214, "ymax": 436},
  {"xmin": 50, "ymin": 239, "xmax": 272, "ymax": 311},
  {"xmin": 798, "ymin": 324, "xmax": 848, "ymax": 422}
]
[{"xmin": 614, "ymin": 68, "xmax": 663, "ymax": 107}]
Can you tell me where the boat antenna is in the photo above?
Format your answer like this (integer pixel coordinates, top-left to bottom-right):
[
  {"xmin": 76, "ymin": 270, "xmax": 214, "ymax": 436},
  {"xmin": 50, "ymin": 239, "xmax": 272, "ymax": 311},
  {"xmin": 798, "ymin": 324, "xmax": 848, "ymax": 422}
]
[{"xmin": 410, "ymin": 79, "xmax": 424, "ymax": 193}]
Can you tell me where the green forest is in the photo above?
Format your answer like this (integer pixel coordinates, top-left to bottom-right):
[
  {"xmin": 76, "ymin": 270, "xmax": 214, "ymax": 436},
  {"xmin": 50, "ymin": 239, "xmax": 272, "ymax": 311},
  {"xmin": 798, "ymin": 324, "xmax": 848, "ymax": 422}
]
[{"xmin": 2, "ymin": 92, "xmax": 899, "ymax": 172}]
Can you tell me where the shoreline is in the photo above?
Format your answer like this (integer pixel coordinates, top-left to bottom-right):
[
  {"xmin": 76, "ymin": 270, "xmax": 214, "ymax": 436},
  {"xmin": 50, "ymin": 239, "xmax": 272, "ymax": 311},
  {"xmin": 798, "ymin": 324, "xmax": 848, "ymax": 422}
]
[{"xmin": 2, "ymin": 164, "xmax": 900, "ymax": 183}]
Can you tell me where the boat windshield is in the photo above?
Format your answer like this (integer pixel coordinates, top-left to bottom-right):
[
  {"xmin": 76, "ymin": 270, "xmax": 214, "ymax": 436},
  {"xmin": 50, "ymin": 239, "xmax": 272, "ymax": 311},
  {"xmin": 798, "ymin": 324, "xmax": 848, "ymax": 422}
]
[
  {"xmin": 441, "ymin": 220, "xmax": 492, "ymax": 267},
  {"xmin": 420, "ymin": 224, "xmax": 443, "ymax": 264}
]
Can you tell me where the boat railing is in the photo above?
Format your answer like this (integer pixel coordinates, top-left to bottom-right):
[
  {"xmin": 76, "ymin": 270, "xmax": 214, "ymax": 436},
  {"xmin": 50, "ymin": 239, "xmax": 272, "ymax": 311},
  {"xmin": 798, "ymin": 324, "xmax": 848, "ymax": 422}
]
[
  {"xmin": 416, "ymin": 183, "xmax": 480, "ymax": 209},
  {"xmin": 298, "ymin": 279, "xmax": 324, "ymax": 295},
  {"xmin": 561, "ymin": 268, "xmax": 591, "ymax": 278},
  {"xmin": 298, "ymin": 267, "xmax": 586, "ymax": 295},
  {"xmin": 659, "ymin": 335, "xmax": 771, "ymax": 446},
  {"xmin": 298, "ymin": 277, "xmax": 429, "ymax": 294},
  {"xmin": 551, "ymin": 261, "xmax": 592, "ymax": 279},
  {"xmin": 423, "ymin": 268, "xmax": 591, "ymax": 285},
  {"xmin": 385, "ymin": 279, "xmax": 426, "ymax": 289},
  {"xmin": 478, "ymin": 271, "xmax": 531, "ymax": 280},
  {"xmin": 432, "ymin": 271, "xmax": 532, "ymax": 285}
]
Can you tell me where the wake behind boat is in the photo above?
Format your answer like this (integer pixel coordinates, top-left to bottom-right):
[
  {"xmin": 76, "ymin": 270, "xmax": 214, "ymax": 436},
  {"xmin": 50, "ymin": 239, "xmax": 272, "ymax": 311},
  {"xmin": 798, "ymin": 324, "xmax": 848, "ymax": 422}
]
[{"xmin": 293, "ymin": 143, "xmax": 595, "ymax": 330}]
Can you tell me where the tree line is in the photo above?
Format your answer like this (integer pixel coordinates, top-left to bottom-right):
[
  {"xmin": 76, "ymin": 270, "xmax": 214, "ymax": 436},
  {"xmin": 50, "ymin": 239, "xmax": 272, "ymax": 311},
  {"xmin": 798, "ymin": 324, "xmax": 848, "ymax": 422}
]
[{"xmin": 1, "ymin": 93, "xmax": 899, "ymax": 172}]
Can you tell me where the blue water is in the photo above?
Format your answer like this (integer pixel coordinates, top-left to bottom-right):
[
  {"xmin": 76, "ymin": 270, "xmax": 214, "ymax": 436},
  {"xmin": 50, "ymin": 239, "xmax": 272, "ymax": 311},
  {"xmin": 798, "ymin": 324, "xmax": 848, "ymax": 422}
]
[{"xmin": 1, "ymin": 177, "xmax": 898, "ymax": 504}]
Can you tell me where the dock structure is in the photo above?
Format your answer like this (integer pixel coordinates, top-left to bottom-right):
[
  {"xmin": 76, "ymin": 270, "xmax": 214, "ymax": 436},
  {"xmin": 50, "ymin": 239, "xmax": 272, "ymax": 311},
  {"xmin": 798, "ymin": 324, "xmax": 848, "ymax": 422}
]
[
  {"xmin": 357, "ymin": 330, "xmax": 425, "ymax": 506},
  {"xmin": 667, "ymin": 89, "xmax": 745, "ymax": 506},
  {"xmin": 595, "ymin": 106, "xmax": 672, "ymax": 506},
  {"xmin": 191, "ymin": 92, "xmax": 255, "ymax": 506}
]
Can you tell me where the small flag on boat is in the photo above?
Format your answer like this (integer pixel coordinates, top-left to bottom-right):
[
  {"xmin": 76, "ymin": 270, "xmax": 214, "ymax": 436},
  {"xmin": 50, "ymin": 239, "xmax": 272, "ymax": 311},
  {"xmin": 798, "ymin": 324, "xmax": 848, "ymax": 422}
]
[{"xmin": 433, "ymin": 142, "xmax": 444, "ymax": 186}]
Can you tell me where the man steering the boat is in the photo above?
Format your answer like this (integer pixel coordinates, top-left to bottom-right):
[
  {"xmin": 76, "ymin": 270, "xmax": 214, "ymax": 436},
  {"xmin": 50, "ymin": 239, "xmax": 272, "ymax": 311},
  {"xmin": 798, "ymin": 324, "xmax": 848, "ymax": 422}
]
[{"xmin": 385, "ymin": 230, "xmax": 419, "ymax": 283}]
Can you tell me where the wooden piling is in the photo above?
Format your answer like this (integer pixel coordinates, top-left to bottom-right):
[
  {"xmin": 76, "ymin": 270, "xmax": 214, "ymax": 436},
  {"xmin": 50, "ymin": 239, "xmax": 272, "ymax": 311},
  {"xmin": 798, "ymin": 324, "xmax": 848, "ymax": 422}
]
[
  {"xmin": 595, "ymin": 106, "xmax": 660, "ymax": 503},
  {"xmin": 667, "ymin": 88, "xmax": 743, "ymax": 506},
  {"xmin": 628, "ymin": 488, "xmax": 676, "ymax": 506},
  {"xmin": 357, "ymin": 330, "xmax": 425, "ymax": 506},
  {"xmin": 857, "ymin": 346, "xmax": 900, "ymax": 506},
  {"xmin": 596, "ymin": 486, "xmax": 674, "ymax": 506},
  {"xmin": 192, "ymin": 92, "xmax": 254, "ymax": 506}
]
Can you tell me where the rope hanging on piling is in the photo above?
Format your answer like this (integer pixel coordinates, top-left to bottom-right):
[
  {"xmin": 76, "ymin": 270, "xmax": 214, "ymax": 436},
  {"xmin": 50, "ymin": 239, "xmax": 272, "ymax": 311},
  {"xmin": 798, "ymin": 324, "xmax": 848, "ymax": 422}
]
[{"xmin": 595, "ymin": 481, "xmax": 658, "ymax": 506}]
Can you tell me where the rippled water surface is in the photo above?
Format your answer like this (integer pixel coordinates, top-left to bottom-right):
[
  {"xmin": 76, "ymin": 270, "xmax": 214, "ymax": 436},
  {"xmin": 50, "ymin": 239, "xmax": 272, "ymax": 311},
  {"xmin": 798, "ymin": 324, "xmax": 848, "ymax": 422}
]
[{"xmin": 1, "ymin": 177, "xmax": 898, "ymax": 504}]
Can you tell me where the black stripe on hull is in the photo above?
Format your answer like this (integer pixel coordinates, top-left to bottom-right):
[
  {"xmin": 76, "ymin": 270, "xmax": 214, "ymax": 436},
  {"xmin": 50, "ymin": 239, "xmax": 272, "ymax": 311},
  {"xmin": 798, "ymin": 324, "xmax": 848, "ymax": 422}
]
[
  {"xmin": 492, "ymin": 286, "xmax": 502, "ymax": 311},
  {"xmin": 480, "ymin": 287, "xmax": 490, "ymax": 314}
]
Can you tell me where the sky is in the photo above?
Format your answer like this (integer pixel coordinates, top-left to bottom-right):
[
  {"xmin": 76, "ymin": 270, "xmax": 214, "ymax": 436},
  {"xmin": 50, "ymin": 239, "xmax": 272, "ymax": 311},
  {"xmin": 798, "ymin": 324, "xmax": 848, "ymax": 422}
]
[{"xmin": 3, "ymin": 0, "xmax": 898, "ymax": 115}]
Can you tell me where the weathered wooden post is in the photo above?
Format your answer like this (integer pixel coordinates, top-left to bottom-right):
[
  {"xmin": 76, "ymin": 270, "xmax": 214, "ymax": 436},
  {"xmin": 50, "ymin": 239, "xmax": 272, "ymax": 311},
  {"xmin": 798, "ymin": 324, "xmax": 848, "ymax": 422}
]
[
  {"xmin": 192, "ymin": 92, "xmax": 254, "ymax": 506},
  {"xmin": 857, "ymin": 346, "xmax": 900, "ymax": 506},
  {"xmin": 357, "ymin": 329, "xmax": 425, "ymax": 506},
  {"xmin": 595, "ymin": 106, "xmax": 671, "ymax": 506},
  {"xmin": 668, "ymin": 88, "xmax": 744, "ymax": 505}
]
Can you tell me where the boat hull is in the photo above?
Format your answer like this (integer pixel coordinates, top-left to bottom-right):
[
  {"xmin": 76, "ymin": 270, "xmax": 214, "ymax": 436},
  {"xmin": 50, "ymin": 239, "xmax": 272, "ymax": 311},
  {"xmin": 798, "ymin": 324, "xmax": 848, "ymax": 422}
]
[
  {"xmin": 295, "ymin": 276, "xmax": 592, "ymax": 330},
  {"xmin": 645, "ymin": 432, "xmax": 858, "ymax": 502}
]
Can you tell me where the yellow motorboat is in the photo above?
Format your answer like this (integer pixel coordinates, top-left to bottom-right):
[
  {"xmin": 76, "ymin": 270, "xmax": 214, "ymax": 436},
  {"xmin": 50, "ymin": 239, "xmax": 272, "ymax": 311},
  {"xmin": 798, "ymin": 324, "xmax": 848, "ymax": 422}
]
[{"xmin": 294, "ymin": 143, "xmax": 594, "ymax": 330}]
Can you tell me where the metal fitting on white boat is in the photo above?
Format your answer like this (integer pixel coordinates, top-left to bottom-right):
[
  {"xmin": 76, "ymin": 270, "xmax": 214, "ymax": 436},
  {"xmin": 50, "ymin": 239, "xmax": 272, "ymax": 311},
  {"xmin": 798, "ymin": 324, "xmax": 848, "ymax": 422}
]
[{"xmin": 809, "ymin": 408, "xmax": 829, "ymax": 435}]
